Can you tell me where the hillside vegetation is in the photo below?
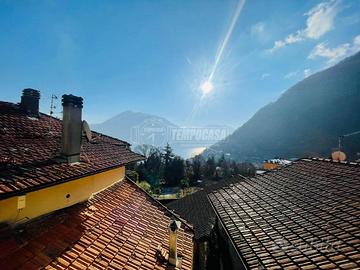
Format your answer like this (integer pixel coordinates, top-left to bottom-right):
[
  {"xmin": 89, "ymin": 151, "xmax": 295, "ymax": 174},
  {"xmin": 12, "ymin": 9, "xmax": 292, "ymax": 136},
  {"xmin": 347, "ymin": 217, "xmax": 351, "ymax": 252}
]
[{"xmin": 205, "ymin": 52, "xmax": 360, "ymax": 162}]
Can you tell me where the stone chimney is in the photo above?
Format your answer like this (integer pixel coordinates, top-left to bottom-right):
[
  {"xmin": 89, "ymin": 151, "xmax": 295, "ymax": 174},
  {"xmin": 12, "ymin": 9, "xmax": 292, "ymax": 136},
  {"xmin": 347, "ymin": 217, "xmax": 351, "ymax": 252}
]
[
  {"xmin": 61, "ymin": 94, "xmax": 83, "ymax": 163},
  {"xmin": 169, "ymin": 220, "xmax": 182, "ymax": 267},
  {"xmin": 20, "ymin": 88, "xmax": 40, "ymax": 117}
]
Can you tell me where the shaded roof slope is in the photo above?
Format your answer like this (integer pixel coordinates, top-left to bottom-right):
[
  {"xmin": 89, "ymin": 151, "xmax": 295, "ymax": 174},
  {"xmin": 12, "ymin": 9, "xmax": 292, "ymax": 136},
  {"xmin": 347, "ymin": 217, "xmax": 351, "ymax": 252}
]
[
  {"xmin": 0, "ymin": 101, "xmax": 144, "ymax": 199},
  {"xmin": 167, "ymin": 190, "xmax": 214, "ymax": 241},
  {"xmin": 0, "ymin": 177, "xmax": 194, "ymax": 270},
  {"xmin": 167, "ymin": 177, "xmax": 243, "ymax": 241},
  {"xmin": 209, "ymin": 158, "xmax": 360, "ymax": 269}
]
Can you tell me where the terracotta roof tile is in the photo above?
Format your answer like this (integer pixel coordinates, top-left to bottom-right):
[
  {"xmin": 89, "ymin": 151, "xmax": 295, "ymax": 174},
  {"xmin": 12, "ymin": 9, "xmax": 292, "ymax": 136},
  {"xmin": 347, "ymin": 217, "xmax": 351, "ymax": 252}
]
[
  {"xmin": 0, "ymin": 178, "xmax": 194, "ymax": 269},
  {"xmin": 0, "ymin": 101, "xmax": 144, "ymax": 198},
  {"xmin": 208, "ymin": 158, "xmax": 360, "ymax": 269}
]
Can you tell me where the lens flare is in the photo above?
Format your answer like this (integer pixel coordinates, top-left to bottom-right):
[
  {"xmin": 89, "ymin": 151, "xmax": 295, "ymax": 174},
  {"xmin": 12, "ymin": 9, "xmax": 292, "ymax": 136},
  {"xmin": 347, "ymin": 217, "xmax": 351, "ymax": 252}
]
[
  {"xmin": 186, "ymin": 0, "xmax": 246, "ymax": 125},
  {"xmin": 208, "ymin": 0, "xmax": 245, "ymax": 82},
  {"xmin": 200, "ymin": 81, "xmax": 214, "ymax": 95}
]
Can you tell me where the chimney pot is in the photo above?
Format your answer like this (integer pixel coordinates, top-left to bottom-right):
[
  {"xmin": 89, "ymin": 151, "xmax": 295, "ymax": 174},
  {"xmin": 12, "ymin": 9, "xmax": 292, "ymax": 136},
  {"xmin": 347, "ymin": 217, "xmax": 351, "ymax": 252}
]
[
  {"xmin": 62, "ymin": 94, "xmax": 83, "ymax": 109},
  {"xmin": 168, "ymin": 220, "xmax": 181, "ymax": 267},
  {"xmin": 20, "ymin": 88, "xmax": 40, "ymax": 117},
  {"xmin": 61, "ymin": 94, "xmax": 83, "ymax": 163}
]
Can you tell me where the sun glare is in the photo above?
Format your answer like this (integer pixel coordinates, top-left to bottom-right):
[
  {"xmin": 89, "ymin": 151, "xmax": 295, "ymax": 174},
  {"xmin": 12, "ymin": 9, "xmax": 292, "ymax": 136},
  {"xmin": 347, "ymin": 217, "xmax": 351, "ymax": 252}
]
[{"xmin": 200, "ymin": 80, "xmax": 214, "ymax": 95}]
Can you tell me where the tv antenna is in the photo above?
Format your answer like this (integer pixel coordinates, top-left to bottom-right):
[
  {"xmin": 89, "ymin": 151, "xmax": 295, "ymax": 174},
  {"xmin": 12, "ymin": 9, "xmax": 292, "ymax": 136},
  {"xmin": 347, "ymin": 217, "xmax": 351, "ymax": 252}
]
[
  {"xmin": 48, "ymin": 94, "xmax": 58, "ymax": 135},
  {"xmin": 50, "ymin": 94, "xmax": 58, "ymax": 116},
  {"xmin": 332, "ymin": 130, "xmax": 360, "ymax": 161}
]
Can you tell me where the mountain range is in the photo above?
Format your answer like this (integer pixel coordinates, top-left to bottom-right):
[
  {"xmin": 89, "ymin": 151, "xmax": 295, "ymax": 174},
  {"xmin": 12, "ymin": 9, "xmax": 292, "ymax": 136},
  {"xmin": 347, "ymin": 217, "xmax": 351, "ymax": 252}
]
[
  {"xmin": 204, "ymin": 52, "xmax": 360, "ymax": 163},
  {"xmin": 92, "ymin": 111, "xmax": 233, "ymax": 158},
  {"xmin": 92, "ymin": 110, "xmax": 177, "ymax": 147}
]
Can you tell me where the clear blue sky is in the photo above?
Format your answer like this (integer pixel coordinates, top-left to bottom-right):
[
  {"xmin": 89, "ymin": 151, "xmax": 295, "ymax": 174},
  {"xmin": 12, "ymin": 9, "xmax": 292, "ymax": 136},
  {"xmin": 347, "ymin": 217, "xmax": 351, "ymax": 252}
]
[{"xmin": 0, "ymin": 0, "xmax": 359, "ymax": 127}]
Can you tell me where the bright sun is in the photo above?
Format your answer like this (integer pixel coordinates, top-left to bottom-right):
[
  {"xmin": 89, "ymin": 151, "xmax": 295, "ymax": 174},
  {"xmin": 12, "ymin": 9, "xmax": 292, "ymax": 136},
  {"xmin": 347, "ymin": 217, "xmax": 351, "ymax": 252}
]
[{"xmin": 200, "ymin": 81, "xmax": 214, "ymax": 95}]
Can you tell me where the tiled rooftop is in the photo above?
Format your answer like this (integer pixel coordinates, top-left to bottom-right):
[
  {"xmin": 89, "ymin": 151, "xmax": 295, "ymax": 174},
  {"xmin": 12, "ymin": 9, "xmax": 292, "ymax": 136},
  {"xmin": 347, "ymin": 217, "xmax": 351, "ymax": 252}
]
[
  {"xmin": 0, "ymin": 177, "xmax": 194, "ymax": 270},
  {"xmin": 167, "ymin": 190, "xmax": 214, "ymax": 241},
  {"xmin": 0, "ymin": 101, "xmax": 144, "ymax": 198},
  {"xmin": 208, "ymin": 158, "xmax": 360, "ymax": 269},
  {"xmin": 167, "ymin": 177, "xmax": 242, "ymax": 241}
]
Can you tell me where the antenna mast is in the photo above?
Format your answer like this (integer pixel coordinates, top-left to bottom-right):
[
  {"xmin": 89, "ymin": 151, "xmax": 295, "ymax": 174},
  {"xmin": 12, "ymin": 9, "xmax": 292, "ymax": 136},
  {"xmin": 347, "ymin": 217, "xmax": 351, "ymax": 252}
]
[
  {"xmin": 338, "ymin": 130, "xmax": 360, "ymax": 152},
  {"xmin": 48, "ymin": 94, "xmax": 58, "ymax": 134},
  {"xmin": 50, "ymin": 94, "xmax": 58, "ymax": 116}
]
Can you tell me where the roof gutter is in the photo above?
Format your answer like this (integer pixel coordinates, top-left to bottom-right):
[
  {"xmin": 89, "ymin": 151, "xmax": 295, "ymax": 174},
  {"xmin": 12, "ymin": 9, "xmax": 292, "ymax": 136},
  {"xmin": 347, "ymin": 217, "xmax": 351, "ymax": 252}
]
[{"xmin": 0, "ymin": 157, "xmax": 144, "ymax": 201}]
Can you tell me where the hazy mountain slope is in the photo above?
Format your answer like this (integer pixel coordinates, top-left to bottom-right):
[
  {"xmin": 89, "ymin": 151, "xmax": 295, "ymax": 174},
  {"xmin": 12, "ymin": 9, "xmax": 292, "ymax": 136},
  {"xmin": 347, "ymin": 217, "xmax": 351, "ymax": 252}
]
[
  {"xmin": 92, "ymin": 111, "xmax": 233, "ymax": 158},
  {"xmin": 92, "ymin": 110, "xmax": 177, "ymax": 145},
  {"xmin": 205, "ymin": 52, "xmax": 360, "ymax": 162}
]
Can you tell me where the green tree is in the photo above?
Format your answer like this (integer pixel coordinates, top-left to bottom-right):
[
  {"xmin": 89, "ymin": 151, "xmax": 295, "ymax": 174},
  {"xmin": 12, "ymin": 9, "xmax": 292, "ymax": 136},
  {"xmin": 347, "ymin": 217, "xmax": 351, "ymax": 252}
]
[
  {"xmin": 162, "ymin": 143, "xmax": 175, "ymax": 186},
  {"xmin": 168, "ymin": 156, "xmax": 185, "ymax": 187},
  {"xmin": 193, "ymin": 156, "xmax": 202, "ymax": 181},
  {"xmin": 237, "ymin": 162, "xmax": 256, "ymax": 177},
  {"xmin": 204, "ymin": 156, "xmax": 216, "ymax": 180},
  {"xmin": 180, "ymin": 178, "xmax": 190, "ymax": 188},
  {"xmin": 144, "ymin": 148, "xmax": 162, "ymax": 185},
  {"xmin": 218, "ymin": 154, "xmax": 231, "ymax": 178}
]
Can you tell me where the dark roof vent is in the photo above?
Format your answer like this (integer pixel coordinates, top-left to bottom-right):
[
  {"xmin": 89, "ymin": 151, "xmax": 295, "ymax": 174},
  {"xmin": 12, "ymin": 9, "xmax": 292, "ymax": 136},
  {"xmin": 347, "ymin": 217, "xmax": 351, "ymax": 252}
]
[
  {"xmin": 61, "ymin": 94, "xmax": 83, "ymax": 163},
  {"xmin": 20, "ymin": 88, "xmax": 40, "ymax": 117}
]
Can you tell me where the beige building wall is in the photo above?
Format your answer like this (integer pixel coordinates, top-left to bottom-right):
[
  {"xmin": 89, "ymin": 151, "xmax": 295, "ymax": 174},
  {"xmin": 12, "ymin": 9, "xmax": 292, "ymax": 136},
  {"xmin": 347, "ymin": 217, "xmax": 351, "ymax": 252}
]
[{"xmin": 0, "ymin": 166, "xmax": 125, "ymax": 225}]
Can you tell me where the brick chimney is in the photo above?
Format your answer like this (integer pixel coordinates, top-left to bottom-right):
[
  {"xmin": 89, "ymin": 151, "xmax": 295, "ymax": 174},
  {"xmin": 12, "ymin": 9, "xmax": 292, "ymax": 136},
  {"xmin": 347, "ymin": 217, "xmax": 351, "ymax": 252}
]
[
  {"xmin": 20, "ymin": 88, "xmax": 40, "ymax": 117},
  {"xmin": 61, "ymin": 94, "xmax": 83, "ymax": 163},
  {"xmin": 169, "ymin": 220, "xmax": 182, "ymax": 267}
]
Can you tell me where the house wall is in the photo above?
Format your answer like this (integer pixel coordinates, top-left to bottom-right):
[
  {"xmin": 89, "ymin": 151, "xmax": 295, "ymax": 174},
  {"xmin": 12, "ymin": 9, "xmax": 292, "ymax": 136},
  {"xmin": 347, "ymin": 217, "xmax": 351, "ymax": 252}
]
[
  {"xmin": 0, "ymin": 166, "xmax": 125, "ymax": 225},
  {"xmin": 263, "ymin": 162, "xmax": 280, "ymax": 170},
  {"xmin": 215, "ymin": 219, "xmax": 247, "ymax": 270},
  {"xmin": 193, "ymin": 240, "xmax": 210, "ymax": 270}
]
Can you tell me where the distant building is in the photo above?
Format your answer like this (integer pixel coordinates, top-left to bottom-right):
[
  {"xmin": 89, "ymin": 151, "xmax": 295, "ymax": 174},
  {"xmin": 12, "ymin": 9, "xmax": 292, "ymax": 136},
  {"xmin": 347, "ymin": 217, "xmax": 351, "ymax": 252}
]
[
  {"xmin": 0, "ymin": 89, "xmax": 194, "ymax": 269},
  {"xmin": 255, "ymin": 169, "xmax": 266, "ymax": 175},
  {"xmin": 263, "ymin": 158, "xmax": 292, "ymax": 170}
]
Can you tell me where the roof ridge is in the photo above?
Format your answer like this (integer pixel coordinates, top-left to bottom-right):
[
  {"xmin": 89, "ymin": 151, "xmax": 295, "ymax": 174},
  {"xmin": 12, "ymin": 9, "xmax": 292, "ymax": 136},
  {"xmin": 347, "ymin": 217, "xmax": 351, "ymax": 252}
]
[
  {"xmin": 242, "ymin": 158, "xmax": 360, "ymax": 185},
  {"xmin": 203, "ymin": 175, "xmax": 246, "ymax": 193},
  {"xmin": 91, "ymin": 130, "xmax": 132, "ymax": 146},
  {"xmin": 262, "ymin": 157, "xmax": 360, "ymax": 170},
  {"xmin": 305, "ymin": 157, "xmax": 360, "ymax": 166},
  {"xmin": 1, "ymin": 100, "xmax": 132, "ymax": 146}
]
